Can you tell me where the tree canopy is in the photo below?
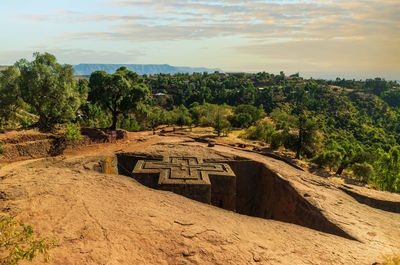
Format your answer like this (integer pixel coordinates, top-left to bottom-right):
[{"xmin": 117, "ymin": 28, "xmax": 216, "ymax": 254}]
[
  {"xmin": 15, "ymin": 52, "xmax": 80, "ymax": 130},
  {"xmin": 88, "ymin": 67, "xmax": 149, "ymax": 130}
]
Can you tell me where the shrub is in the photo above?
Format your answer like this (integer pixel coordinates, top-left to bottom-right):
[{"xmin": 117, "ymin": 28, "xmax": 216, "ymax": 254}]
[
  {"xmin": 270, "ymin": 132, "xmax": 283, "ymax": 150},
  {"xmin": 119, "ymin": 118, "xmax": 140, "ymax": 132},
  {"xmin": 282, "ymin": 132, "xmax": 298, "ymax": 151},
  {"xmin": 0, "ymin": 142, "xmax": 5, "ymax": 154},
  {"xmin": 312, "ymin": 152, "xmax": 325, "ymax": 168},
  {"xmin": 243, "ymin": 120, "xmax": 275, "ymax": 141},
  {"xmin": 62, "ymin": 123, "xmax": 82, "ymax": 141},
  {"xmin": 311, "ymin": 150, "xmax": 342, "ymax": 171},
  {"xmin": 352, "ymin": 162, "xmax": 375, "ymax": 182},
  {"xmin": 18, "ymin": 116, "xmax": 32, "ymax": 128},
  {"xmin": 78, "ymin": 102, "xmax": 112, "ymax": 128},
  {"xmin": 231, "ymin": 112, "xmax": 252, "ymax": 128},
  {"xmin": 324, "ymin": 151, "xmax": 342, "ymax": 171},
  {"xmin": 0, "ymin": 216, "xmax": 56, "ymax": 264}
]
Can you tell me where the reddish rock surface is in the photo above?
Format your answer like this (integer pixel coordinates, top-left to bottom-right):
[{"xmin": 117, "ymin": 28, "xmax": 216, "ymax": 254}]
[{"xmin": 0, "ymin": 130, "xmax": 399, "ymax": 264}]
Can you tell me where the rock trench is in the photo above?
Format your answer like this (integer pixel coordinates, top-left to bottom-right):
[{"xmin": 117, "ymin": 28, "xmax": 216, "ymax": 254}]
[{"xmin": 115, "ymin": 153, "xmax": 356, "ymax": 240}]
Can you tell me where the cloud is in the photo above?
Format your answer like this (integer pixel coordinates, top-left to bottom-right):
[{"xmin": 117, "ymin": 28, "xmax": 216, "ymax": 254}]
[
  {"xmin": 17, "ymin": 0, "xmax": 399, "ymax": 43},
  {"xmin": 7, "ymin": 0, "xmax": 400, "ymax": 75},
  {"xmin": 232, "ymin": 37, "xmax": 400, "ymax": 72},
  {"xmin": 0, "ymin": 48, "xmax": 144, "ymax": 65}
]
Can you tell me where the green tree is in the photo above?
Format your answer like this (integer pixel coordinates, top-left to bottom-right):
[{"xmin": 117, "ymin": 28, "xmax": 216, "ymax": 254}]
[
  {"xmin": 88, "ymin": 67, "xmax": 149, "ymax": 130},
  {"xmin": 295, "ymin": 115, "xmax": 319, "ymax": 159},
  {"xmin": 174, "ymin": 105, "xmax": 192, "ymax": 127},
  {"xmin": 232, "ymin": 112, "xmax": 252, "ymax": 128},
  {"xmin": 334, "ymin": 140, "xmax": 369, "ymax": 175},
  {"xmin": 375, "ymin": 146, "xmax": 400, "ymax": 192},
  {"xmin": 14, "ymin": 53, "xmax": 80, "ymax": 130},
  {"xmin": 77, "ymin": 78, "xmax": 89, "ymax": 100},
  {"xmin": 231, "ymin": 104, "xmax": 262, "ymax": 128},
  {"xmin": 0, "ymin": 66, "xmax": 21, "ymax": 126},
  {"xmin": 213, "ymin": 109, "xmax": 231, "ymax": 136},
  {"xmin": 145, "ymin": 106, "xmax": 170, "ymax": 133}
]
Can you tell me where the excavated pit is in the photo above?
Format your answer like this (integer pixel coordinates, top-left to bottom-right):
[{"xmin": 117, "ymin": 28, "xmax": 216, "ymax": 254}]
[{"xmin": 116, "ymin": 153, "xmax": 355, "ymax": 240}]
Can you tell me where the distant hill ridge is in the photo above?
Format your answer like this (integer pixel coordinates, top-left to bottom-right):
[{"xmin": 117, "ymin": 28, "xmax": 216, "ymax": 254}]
[{"xmin": 73, "ymin": 64, "xmax": 222, "ymax": 76}]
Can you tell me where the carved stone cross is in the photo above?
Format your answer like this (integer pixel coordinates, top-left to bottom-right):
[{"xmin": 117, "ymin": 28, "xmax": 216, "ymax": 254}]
[
  {"xmin": 132, "ymin": 156, "xmax": 236, "ymax": 209},
  {"xmin": 133, "ymin": 156, "xmax": 234, "ymax": 185}
]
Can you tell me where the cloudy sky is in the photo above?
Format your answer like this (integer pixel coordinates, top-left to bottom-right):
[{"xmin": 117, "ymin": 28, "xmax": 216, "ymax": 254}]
[{"xmin": 1, "ymin": 0, "xmax": 399, "ymax": 79}]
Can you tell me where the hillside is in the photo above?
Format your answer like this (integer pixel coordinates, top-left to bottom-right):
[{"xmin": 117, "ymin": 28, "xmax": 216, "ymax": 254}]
[{"xmin": 73, "ymin": 64, "xmax": 222, "ymax": 75}]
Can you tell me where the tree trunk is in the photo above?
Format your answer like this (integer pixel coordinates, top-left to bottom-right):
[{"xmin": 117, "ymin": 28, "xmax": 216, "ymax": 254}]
[
  {"xmin": 37, "ymin": 115, "xmax": 50, "ymax": 132},
  {"xmin": 336, "ymin": 166, "xmax": 345, "ymax": 175},
  {"xmin": 336, "ymin": 155, "xmax": 348, "ymax": 175},
  {"xmin": 336, "ymin": 162, "xmax": 348, "ymax": 175},
  {"xmin": 295, "ymin": 149, "xmax": 301, "ymax": 159},
  {"xmin": 34, "ymin": 104, "xmax": 51, "ymax": 132},
  {"xmin": 296, "ymin": 130, "xmax": 302, "ymax": 159},
  {"xmin": 110, "ymin": 113, "xmax": 118, "ymax": 130}
]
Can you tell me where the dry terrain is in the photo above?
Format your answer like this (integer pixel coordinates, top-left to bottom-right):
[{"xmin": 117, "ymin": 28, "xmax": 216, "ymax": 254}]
[{"xmin": 0, "ymin": 128, "xmax": 399, "ymax": 264}]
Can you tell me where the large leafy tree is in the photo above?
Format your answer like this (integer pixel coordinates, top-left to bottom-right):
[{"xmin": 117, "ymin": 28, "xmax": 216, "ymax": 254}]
[
  {"xmin": 15, "ymin": 52, "xmax": 80, "ymax": 130},
  {"xmin": 375, "ymin": 146, "xmax": 400, "ymax": 192},
  {"xmin": 231, "ymin": 104, "xmax": 262, "ymax": 128},
  {"xmin": 0, "ymin": 66, "xmax": 21, "ymax": 126},
  {"xmin": 295, "ymin": 115, "xmax": 319, "ymax": 159},
  {"xmin": 88, "ymin": 67, "xmax": 149, "ymax": 130}
]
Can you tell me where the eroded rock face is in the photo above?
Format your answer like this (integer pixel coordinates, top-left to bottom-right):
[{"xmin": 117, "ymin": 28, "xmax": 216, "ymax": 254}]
[{"xmin": 225, "ymin": 160, "xmax": 355, "ymax": 240}]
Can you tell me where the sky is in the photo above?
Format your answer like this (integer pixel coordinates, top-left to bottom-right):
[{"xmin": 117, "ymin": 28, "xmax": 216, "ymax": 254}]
[{"xmin": 0, "ymin": 0, "xmax": 399, "ymax": 79}]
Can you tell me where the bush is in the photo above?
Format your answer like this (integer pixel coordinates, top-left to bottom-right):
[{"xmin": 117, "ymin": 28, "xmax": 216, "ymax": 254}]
[
  {"xmin": 119, "ymin": 118, "xmax": 140, "ymax": 132},
  {"xmin": 18, "ymin": 116, "xmax": 32, "ymax": 128},
  {"xmin": 311, "ymin": 150, "xmax": 342, "ymax": 171},
  {"xmin": 352, "ymin": 162, "xmax": 375, "ymax": 182},
  {"xmin": 78, "ymin": 102, "xmax": 111, "ymax": 128},
  {"xmin": 243, "ymin": 120, "xmax": 275, "ymax": 141},
  {"xmin": 270, "ymin": 132, "xmax": 283, "ymax": 150},
  {"xmin": 62, "ymin": 123, "xmax": 82, "ymax": 141},
  {"xmin": 231, "ymin": 112, "xmax": 252, "ymax": 128},
  {"xmin": 282, "ymin": 132, "xmax": 298, "ymax": 151},
  {"xmin": 0, "ymin": 216, "xmax": 56, "ymax": 264},
  {"xmin": 0, "ymin": 142, "xmax": 5, "ymax": 154}
]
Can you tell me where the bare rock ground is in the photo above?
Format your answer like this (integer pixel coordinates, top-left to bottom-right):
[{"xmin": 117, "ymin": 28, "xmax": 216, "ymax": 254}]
[{"xmin": 0, "ymin": 130, "xmax": 399, "ymax": 264}]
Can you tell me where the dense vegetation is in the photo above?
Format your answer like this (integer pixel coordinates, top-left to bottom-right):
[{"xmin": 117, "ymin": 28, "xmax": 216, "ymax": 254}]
[{"xmin": 1, "ymin": 53, "xmax": 400, "ymax": 192}]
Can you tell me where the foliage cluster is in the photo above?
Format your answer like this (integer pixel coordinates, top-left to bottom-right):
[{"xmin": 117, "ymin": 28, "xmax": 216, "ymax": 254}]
[
  {"xmin": 62, "ymin": 123, "xmax": 82, "ymax": 141},
  {"xmin": 0, "ymin": 216, "xmax": 56, "ymax": 264},
  {"xmin": 0, "ymin": 142, "xmax": 5, "ymax": 154}
]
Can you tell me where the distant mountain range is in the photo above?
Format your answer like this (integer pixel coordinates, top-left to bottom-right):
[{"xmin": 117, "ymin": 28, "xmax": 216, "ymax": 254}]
[{"xmin": 73, "ymin": 64, "xmax": 222, "ymax": 76}]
